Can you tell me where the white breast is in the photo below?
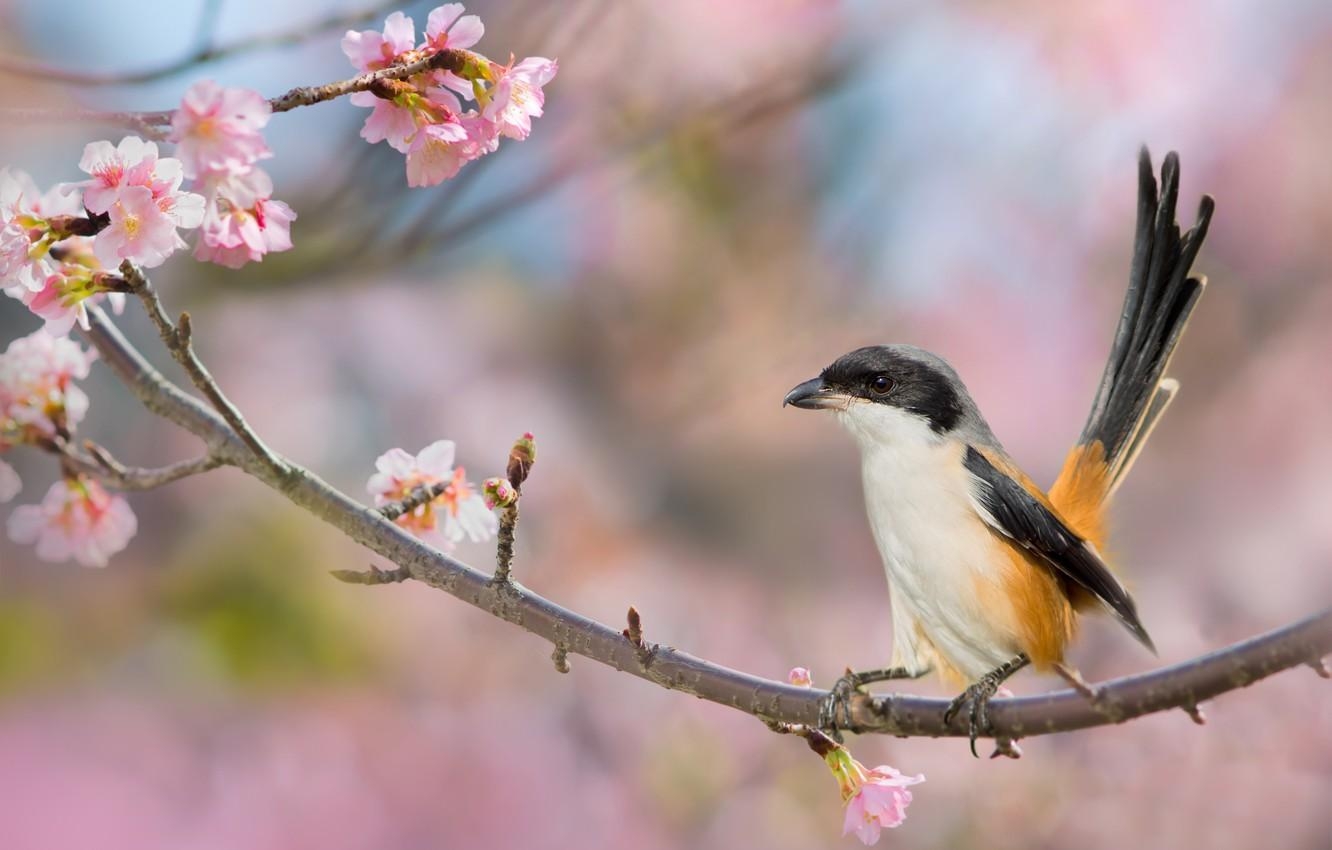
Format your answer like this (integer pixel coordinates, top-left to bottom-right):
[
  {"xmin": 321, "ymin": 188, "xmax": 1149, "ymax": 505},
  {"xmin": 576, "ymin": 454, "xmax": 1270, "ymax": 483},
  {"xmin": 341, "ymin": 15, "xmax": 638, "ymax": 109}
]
[{"xmin": 837, "ymin": 403, "xmax": 1020, "ymax": 683}]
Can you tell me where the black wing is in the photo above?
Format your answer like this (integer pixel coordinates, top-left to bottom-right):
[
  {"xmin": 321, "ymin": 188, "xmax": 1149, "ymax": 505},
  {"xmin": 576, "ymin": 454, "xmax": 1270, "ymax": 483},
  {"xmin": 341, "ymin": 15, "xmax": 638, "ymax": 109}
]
[{"xmin": 963, "ymin": 446, "xmax": 1156, "ymax": 653}]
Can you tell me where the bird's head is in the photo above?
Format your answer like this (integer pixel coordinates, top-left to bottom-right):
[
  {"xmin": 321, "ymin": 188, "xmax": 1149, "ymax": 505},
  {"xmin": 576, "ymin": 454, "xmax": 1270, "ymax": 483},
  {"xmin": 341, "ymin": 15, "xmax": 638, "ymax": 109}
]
[{"xmin": 783, "ymin": 345, "xmax": 986, "ymax": 449}]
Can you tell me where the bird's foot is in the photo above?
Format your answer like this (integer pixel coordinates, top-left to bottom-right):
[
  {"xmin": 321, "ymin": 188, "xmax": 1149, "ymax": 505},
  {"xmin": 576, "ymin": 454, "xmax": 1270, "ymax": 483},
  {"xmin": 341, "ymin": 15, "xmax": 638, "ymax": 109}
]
[
  {"xmin": 943, "ymin": 677, "xmax": 1004, "ymax": 758},
  {"xmin": 818, "ymin": 666, "xmax": 918, "ymax": 738},
  {"xmin": 943, "ymin": 654, "xmax": 1029, "ymax": 758}
]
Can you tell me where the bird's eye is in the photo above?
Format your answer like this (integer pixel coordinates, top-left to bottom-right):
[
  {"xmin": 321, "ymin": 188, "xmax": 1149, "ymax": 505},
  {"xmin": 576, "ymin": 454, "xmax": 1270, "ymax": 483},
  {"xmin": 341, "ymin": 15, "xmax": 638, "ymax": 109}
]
[{"xmin": 869, "ymin": 374, "xmax": 893, "ymax": 395}]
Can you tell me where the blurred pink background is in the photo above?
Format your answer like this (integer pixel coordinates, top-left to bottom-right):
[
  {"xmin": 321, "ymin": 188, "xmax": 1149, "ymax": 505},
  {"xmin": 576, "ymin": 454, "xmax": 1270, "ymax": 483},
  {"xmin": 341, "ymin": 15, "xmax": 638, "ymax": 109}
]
[{"xmin": 1, "ymin": 1, "xmax": 1330, "ymax": 848}]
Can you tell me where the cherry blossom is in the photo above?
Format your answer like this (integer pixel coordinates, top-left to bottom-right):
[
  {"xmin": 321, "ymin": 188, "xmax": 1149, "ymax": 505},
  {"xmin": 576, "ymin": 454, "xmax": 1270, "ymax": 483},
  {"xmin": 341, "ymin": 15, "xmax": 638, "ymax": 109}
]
[
  {"xmin": 0, "ymin": 329, "xmax": 98, "ymax": 441},
  {"xmin": 7, "ymin": 476, "xmax": 137, "ymax": 567},
  {"xmin": 94, "ymin": 186, "xmax": 185, "ymax": 268},
  {"xmin": 194, "ymin": 169, "xmax": 296, "ymax": 268},
  {"xmin": 405, "ymin": 120, "xmax": 474, "ymax": 187},
  {"xmin": 12, "ymin": 237, "xmax": 125, "ymax": 335},
  {"xmin": 76, "ymin": 138, "xmax": 204, "ymax": 266},
  {"xmin": 483, "ymin": 57, "xmax": 558, "ymax": 141},
  {"xmin": 169, "ymin": 80, "xmax": 273, "ymax": 178},
  {"xmin": 342, "ymin": 10, "xmax": 417, "ymax": 73},
  {"xmin": 424, "ymin": 3, "xmax": 484, "ymax": 52},
  {"xmin": 367, "ymin": 440, "xmax": 498, "ymax": 551},
  {"xmin": 352, "ymin": 94, "xmax": 421, "ymax": 152},
  {"xmin": 1, "ymin": 168, "xmax": 84, "ymax": 294},
  {"xmin": 824, "ymin": 748, "xmax": 924, "ymax": 845},
  {"xmin": 342, "ymin": 4, "xmax": 556, "ymax": 186},
  {"xmin": 788, "ymin": 667, "xmax": 814, "ymax": 687}
]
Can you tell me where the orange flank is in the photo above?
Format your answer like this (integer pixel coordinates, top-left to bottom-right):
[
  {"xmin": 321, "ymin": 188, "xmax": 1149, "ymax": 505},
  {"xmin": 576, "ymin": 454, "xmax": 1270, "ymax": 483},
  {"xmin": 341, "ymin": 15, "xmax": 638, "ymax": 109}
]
[
  {"xmin": 971, "ymin": 444, "xmax": 1120, "ymax": 671},
  {"xmin": 1048, "ymin": 441, "xmax": 1113, "ymax": 551}
]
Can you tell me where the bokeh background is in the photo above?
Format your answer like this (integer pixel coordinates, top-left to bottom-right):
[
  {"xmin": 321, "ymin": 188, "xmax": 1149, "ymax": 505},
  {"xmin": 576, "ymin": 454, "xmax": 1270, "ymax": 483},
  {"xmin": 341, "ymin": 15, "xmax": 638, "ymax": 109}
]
[{"xmin": 1, "ymin": 0, "xmax": 1331, "ymax": 847}]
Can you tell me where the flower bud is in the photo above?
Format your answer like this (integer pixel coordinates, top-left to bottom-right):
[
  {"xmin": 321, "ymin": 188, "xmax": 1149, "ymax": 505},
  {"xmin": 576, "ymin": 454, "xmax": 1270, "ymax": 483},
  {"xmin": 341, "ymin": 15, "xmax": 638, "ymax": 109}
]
[
  {"xmin": 788, "ymin": 667, "xmax": 813, "ymax": 688},
  {"xmin": 506, "ymin": 431, "xmax": 536, "ymax": 485},
  {"xmin": 483, "ymin": 476, "xmax": 518, "ymax": 509}
]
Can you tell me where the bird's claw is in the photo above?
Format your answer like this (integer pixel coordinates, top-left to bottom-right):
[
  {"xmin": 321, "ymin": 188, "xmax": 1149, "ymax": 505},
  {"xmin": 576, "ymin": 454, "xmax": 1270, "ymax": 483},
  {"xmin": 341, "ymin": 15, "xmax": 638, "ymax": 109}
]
[
  {"xmin": 817, "ymin": 668, "xmax": 863, "ymax": 739},
  {"xmin": 944, "ymin": 677, "xmax": 1003, "ymax": 758}
]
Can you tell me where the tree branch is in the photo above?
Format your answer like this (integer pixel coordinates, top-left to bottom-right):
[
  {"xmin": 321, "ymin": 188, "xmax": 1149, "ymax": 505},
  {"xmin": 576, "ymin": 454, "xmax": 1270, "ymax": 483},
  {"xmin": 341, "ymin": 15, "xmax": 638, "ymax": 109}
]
[
  {"xmin": 123, "ymin": 263, "xmax": 288, "ymax": 478},
  {"xmin": 59, "ymin": 439, "xmax": 222, "ymax": 491},
  {"xmin": 79, "ymin": 304, "xmax": 1332, "ymax": 743}
]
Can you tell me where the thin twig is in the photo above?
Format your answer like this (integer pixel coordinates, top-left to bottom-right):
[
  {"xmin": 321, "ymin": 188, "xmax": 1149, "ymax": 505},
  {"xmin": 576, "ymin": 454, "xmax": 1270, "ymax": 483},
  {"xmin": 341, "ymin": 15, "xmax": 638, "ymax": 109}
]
[
  {"xmin": 123, "ymin": 263, "xmax": 289, "ymax": 478},
  {"xmin": 79, "ymin": 306, "xmax": 1332, "ymax": 743},
  {"xmin": 380, "ymin": 481, "xmax": 449, "ymax": 521},
  {"xmin": 65, "ymin": 439, "xmax": 222, "ymax": 491},
  {"xmin": 493, "ymin": 433, "xmax": 536, "ymax": 584},
  {"xmin": 331, "ymin": 564, "xmax": 413, "ymax": 585}
]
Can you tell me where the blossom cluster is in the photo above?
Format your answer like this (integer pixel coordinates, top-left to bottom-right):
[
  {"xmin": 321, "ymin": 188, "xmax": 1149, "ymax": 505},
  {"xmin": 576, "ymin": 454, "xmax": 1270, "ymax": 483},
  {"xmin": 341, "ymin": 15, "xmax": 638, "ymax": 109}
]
[
  {"xmin": 0, "ymin": 330, "xmax": 136, "ymax": 566},
  {"xmin": 1, "ymin": 84, "xmax": 295, "ymax": 333},
  {"xmin": 343, "ymin": 3, "xmax": 557, "ymax": 186},
  {"xmin": 169, "ymin": 81, "xmax": 296, "ymax": 269},
  {"xmin": 367, "ymin": 439, "xmax": 497, "ymax": 551}
]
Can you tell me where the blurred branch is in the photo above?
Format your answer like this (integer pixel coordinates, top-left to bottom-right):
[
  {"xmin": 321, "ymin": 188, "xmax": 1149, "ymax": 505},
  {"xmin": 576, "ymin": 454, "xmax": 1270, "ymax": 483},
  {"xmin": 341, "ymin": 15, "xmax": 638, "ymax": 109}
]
[
  {"xmin": 386, "ymin": 47, "xmax": 855, "ymax": 261},
  {"xmin": 1, "ymin": 46, "xmax": 471, "ymax": 135},
  {"xmin": 79, "ymin": 303, "xmax": 1332, "ymax": 745},
  {"xmin": 0, "ymin": 0, "xmax": 402, "ymax": 87}
]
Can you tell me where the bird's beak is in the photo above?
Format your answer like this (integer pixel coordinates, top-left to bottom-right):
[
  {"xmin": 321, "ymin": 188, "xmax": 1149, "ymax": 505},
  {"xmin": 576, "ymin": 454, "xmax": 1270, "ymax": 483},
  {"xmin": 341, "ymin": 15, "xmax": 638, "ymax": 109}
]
[{"xmin": 783, "ymin": 377, "xmax": 844, "ymax": 410}]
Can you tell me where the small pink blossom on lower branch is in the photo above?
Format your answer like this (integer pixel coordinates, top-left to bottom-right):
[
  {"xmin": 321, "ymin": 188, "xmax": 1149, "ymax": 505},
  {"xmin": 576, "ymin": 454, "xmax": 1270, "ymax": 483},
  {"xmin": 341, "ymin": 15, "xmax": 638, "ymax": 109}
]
[
  {"xmin": 0, "ymin": 329, "xmax": 98, "ymax": 439},
  {"xmin": 788, "ymin": 667, "xmax": 814, "ymax": 687},
  {"xmin": 824, "ymin": 747, "xmax": 924, "ymax": 845},
  {"xmin": 367, "ymin": 440, "xmax": 498, "ymax": 550},
  {"xmin": 7, "ymin": 477, "xmax": 137, "ymax": 567},
  {"xmin": 169, "ymin": 80, "xmax": 272, "ymax": 178}
]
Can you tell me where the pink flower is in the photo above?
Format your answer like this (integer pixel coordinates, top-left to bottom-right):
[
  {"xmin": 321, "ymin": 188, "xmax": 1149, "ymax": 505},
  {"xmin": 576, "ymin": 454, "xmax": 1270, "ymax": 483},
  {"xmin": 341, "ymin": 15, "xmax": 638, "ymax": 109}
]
[
  {"xmin": 351, "ymin": 94, "xmax": 420, "ymax": 152},
  {"xmin": 77, "ymin": 136, "xmax": 162, "ymax": 214},
  {"xmin": 0, "ymin": 330, "xmax": 97, "ymax": 439},
  {"xmin": 194, "ymin": 169, "xmax": 296, "ymax": 269},
  {"xmin": 0, "ymin": 458, "xmax": 19, "ymax": 502},
  {"xmin": 405, "ymin": 120, "xmax": 474, "ymax": 187},
  {"xmin": 424, "ymin": 3, "xmax": 485, "ymax": 51},
  {"xmin": 10, "ymin": 237, "xmax": 120, "ymax": 335},
  {"xmin": 169, "ymin": 80, "xmax": 272, "ymax": 178},
  {"xmin": 483, "ymin": 57, "xmax": 557, "ymax": 141},
  {"xmin": 342, "ymin": 10, "xmax": 417, "ymax": 72},
  {"xmin": 842, "ymin": 766, "xmax": 925, "ymax": 843},
  {"xmin": 77, "ymin": 137, "xmax": 204, "ymax": 225},
  {"xmin": 367, "ymin": 440, "xmax": 498, "ymax": 551},
  {"xmin": 7, "ymin": 477, "xmax": 137, "ymax": 567},
  {"xmin": 93, "ymin": 186, "xmax": 183, "ymax": 268},
  {"xmin": 788, "ymin": 667, "xmax": 814, "ymax": 687},
  {"xmin": 1, "ymin": 168, "xmax": 83, "ymax": 293},
  {"xmin": 824, "ymin": 748, "xmax": 924, "ymax": 845}
]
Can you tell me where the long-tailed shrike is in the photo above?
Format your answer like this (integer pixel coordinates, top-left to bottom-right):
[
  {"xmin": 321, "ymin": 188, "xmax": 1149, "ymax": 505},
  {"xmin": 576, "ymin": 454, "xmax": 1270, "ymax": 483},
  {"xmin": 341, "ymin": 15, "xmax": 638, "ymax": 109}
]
[{"xmin": 784, "ymin": 149, "xmax": 1213, "ymax": 754}]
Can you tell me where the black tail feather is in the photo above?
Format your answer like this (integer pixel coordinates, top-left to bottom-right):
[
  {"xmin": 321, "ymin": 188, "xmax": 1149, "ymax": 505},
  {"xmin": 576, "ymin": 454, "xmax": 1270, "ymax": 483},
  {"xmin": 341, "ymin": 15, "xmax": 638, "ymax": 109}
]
[{"xmin": 1080, "ymin": 148, "xmax": 1213, "ymax": 478}]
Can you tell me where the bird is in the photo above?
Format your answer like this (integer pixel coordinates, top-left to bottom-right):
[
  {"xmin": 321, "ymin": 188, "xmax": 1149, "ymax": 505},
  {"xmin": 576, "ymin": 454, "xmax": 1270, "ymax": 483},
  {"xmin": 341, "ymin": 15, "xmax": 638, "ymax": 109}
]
[{"xmin": 783, "ymin": 149, "xmax": 1213, "ymax": 755}]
